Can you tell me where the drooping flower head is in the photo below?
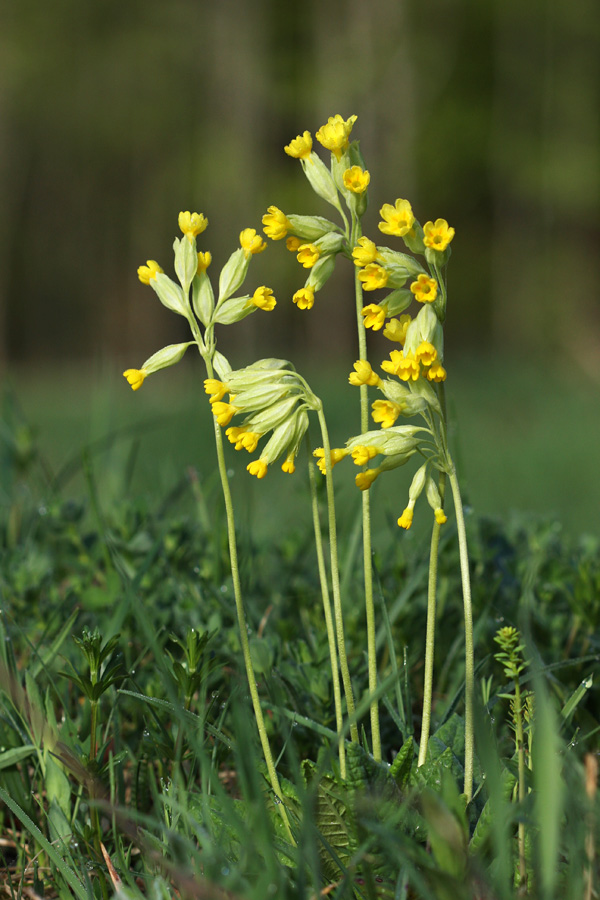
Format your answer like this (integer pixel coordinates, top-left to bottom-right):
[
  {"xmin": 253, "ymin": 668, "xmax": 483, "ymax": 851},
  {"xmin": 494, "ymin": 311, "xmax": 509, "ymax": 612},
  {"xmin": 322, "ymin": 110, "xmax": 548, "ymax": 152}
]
[
  {"xmin": 343, "ymin": 166, "xmax": 370, "ymax": 194},
  {"xmin": 249, "ymin": 286, "xmax": 276, "ymax": 311},
  {"xmin": 371, "ymin": 399, "xmax": 402, "ymax": 428},
  {"xmin": 240, "ymin": 228, "xmax": 267, "ymax": 258},
  {"xmin": 315, "ymin": 114, "xmax": 357, "ymax": 161},
  {"xmin": 137, "ymin": 260, "xmax": 163, "ymax": 285},
  {"xmin": 423, "ymin": 218, "xmax": 455, "ymax": 252},
  {"xmin": 197, "ymin": 251, "xmax": 212, "ymax": 273},
  {"xmin": 383, "ymin": 315, "xmax": 411, "ymax": 345},
  {"xmin": 284, "ymin": 131, "xmax": 313, "ymax": 160},
  {"xmin": 352, "ymin": 236, "xmax": 379, "ymax": 267},
  {"xmin": 296, "ymin": 244, "xmax": 320, "ymax": 268},
  {"xmin": 358, "ymin": 263, "xmax": 388, "ymax": 292},
  {"xmin": 178, "ymin": 211, "xmax": 208, "ymax": 241},
  {"xmin": 348, "ymin": 359, "xmax": 381, "ymax": 387},
  {"xmin": 378, "ymin": 199, "xmax": 414, "ymax": 237},
  {"xmin": 410, "ymin": 274, "xmax": 438, "ymax": 304},
  {"xmin": 293, "ymin": 286, "xmax": 315, "ymax": 310},
  {"xmin": 262, "ymin": 206, "xmax": 292, "ymax": 241},
  {"xmin": 123, "ymin": 368, "xmax": 147, "ymax": 391},
  {"xmin": 361, "ymin": 303, "xmax": 386, "ymax": 331}
]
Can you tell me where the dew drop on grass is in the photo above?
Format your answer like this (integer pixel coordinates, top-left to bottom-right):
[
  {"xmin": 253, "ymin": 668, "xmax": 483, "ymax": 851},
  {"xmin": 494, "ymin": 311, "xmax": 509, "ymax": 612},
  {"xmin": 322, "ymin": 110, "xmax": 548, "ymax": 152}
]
[
  {"xmin": 211, "ymin": 691, "xmax": 220, "ymax": 699},
  {"xmin": 221, "ymin": 867, "xmax": 230, "ymax": 877}
]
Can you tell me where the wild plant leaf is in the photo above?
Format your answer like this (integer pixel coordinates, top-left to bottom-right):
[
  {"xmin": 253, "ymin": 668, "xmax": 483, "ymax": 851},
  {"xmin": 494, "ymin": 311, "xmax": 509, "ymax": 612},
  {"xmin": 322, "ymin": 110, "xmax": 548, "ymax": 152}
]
[
  {"xmin": 0, "ymin": 744, "xmax": 36, "ymax": 770},
  {"xmin": 389, "ymin": 736, "xmax": 414, "ymax": 789}
]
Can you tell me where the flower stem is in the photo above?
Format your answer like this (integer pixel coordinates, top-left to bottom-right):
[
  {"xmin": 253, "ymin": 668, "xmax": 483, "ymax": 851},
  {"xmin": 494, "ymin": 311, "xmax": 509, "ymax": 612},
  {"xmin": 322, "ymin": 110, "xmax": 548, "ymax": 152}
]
[
  {"xmin": 354, "ymin": 267, "xmax": 381, "ymax": 761},
  {"xmin": 317, "ymin": 406, "xmax": 358, "ymax": 744},
  {"xmin": 513, "ymin": 677, "xmax": 527, "ymax": 885},
  {"xmin": 418, "ymin": 471, "xmax": 446, "ymax": 767},
  {"xmin": 204, "ymin": 351, "xmax": 294, "ymax": 843},
  {"xmin": 448, "ymin": 462, "xmax": 474, "ymax": 801},
  {"xmin": 307, "ymin": 441, "xmax": 346, "ymax": 777}
]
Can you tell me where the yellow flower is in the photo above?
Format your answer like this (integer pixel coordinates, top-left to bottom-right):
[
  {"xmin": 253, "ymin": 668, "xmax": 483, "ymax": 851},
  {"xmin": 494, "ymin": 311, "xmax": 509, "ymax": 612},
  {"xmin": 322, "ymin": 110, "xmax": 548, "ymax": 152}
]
[
  {"xmin": 371, "ymin": 399, "xmax": 402, "ymax": 428},
  {"xmin": 343, "ymin": 166, "xmax": 370, "ymax": 194},
  {"xmin": 137, "ymin": 260, "xmax": 163, "ymax": 285},
  {"xmin": 423, "ymin": 218, "xmax": 455, "ymax": 252},
  {"xmin": 293, "ymin": 286, "xmax": 315, "ymax": 310},
  {"xmin": 225, "ymin": 425, "xmax": 245, "ymax": 447},
  {"xmin": 434, "ymin": 508, "xmax": 447, "ymax": 525},
  {"xmin": 397, "ymin": 505, "xmax": 414, "ymax": 530},
  {"xmin": 358, "ymin": 263, "xmax": 388, "ymax": 291},
  {"xmin": 415, "ymin": 341, "xmax": 437, "ymax": 366},
  {"xmin": 178, "ymin": 211, "xmax": 208, "ymax": 240},
  {"xmin": 204, "ymin": 378, "xmax": 228, "ymax": 402},
  {"xmin": 284, "ymin": 131, "xmax": 313, "ymax": 160},
  {"xmin": 247, "ymin": 459, "xmax": 268, "ymax": 479},
  {"xmin": 313, "ymin": 447, "xmax": 347, "ymax": 474},
  {"xmin": 286, "ymin": 236, "xmax": 303, "ymax": 252},
  {"xmin": 262, "ymin": 206, "xmax": 292, "ymax": 241},
  {"xmin": 281, "ymin": 453, "xmax": 296, "ymax": 474},
  {"xmin": 211, "ymin": 401, "xmax": 237, "ymax": 427},
  {"xmin": 378, "ymin": 199, "xmax": 414, "ymax": 237},
  {"xmin": 383, "ymin": 315, "xmax": 411, "ymax": 344},
  {"xmin": 352, "ymin": 236, "xmax": 379, "ymax": 267},
  {"xmin": 348, "ymin": 360, "xmax": 381, "ymax": 387},
  {"xmin": 426, "ymin": 362, "xmax": 447, "ymax": 382},
  {"xmin": 249, "ymin": 286, "xmax": 276, "ymax": 311},
  {"xmin": 396, "ymin": 353, "xmax": 421, "ymax": 382},
  {"xmin": 355, "ymin": 468, "xmax": 379, "ymax": 491},
  {"xmin": 240, "ymin": 432, "xmax": 260, "ymax": 453},
  {"xmin": 361, "ymin": 303, "xmax": 386, "ymax": 331},
  {"xmin": 315, "ymin": 114, "xmax": 357, "ymax": 161},
  {"xmin": 240, "ymin": 228, "xmax": 267, "ymax": 258},
  {"xmin": 297, "ymin": 243, "xmax": 321, "ymax": 268},
  {"xmin": 197, "ymin": 251, "xmax": 212, "ymax": 273},
  {"xmin": 351, "ymin": 445, "xmax": 378, "ymax": 466},
  {"xmin": 380, "ymin": 350, "xmax": 404, "ymax": 376},
  {"xmin": 410, "ymin": 274, "xmax": 438, "ymax": 303},
  {"xmin": 123, "ymin": 368, "xmax": 147, "ymax": 391}
]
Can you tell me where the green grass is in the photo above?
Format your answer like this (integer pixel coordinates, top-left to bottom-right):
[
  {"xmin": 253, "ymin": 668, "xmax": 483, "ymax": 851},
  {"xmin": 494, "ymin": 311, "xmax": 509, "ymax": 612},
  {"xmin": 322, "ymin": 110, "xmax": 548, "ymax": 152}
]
[{"xmin": 1, "ymin": 355, "xmax": 599, "ymax": 898}]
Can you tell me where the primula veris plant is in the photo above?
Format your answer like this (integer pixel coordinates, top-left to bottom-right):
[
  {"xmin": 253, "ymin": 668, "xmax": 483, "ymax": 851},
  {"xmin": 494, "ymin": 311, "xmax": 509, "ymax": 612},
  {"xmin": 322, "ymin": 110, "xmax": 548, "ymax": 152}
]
[
  {"xmin": 262, "ymin": 113, "xmax": 474, "ymax": 798},
  {"xmin": 125, "ymin": 114, "xmax": 475, "ymax": 811}
]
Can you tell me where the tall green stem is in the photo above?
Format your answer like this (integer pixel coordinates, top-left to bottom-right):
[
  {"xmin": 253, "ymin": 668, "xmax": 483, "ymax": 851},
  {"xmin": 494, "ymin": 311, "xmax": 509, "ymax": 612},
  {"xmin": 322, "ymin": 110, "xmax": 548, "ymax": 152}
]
[
  {"xmin": 203, "ymin": 348, "xmax": 294, "ymax": 843},
  {"xmin": 354, "ymin": 267, "xmax": 381, "ymax": 760},
  {"xmin": 448, "ymin": 463, "xmax": 474, "ymax": 801},
  {"xmin": 317, "ymin": 407, "xmax": 358, "ymax": 744},
  {"xmin": 514, "ymin": 678, "xmax": 527, "ymax": 885},
  {"xmin": 307, "ymin": 445, "xmax": 346, "ymax": 778},
  {"xmin": 418, "ymin": 472, "xmax": 446, "ymax": 767}
]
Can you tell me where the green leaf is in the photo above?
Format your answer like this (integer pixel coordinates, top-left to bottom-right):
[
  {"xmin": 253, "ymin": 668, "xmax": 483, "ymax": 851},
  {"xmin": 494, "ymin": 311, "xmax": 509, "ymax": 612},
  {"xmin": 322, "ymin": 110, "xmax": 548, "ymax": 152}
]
[{"xmin": 0, "ymin": 744, "xmax": 36, "ymax": 770}]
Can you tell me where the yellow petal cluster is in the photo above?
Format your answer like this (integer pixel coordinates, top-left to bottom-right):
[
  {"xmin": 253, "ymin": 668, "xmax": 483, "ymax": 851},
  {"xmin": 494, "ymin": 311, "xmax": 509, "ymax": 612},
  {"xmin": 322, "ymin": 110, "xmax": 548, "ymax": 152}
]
[
  {"xmin": 262, "ymin": 206, "xmax": 291, "ymax": 241},
  {"xmin": 315, "ymin": 114, "xmax": 357, "ymax": 161},
  {"xmin": 250, "ymin": 286, "xmax": 276, "ymax": 311},
  {"xmin": 358, "ymin": 263, "xmax": 388, "ymax": 292},
  {"xmin": 137, "ymin": 260, "xmax": 163, "ymax": 285},
  {"xmin": 410, "ymin": 274, "xmax": 438, "ymax": 303},
  {"xmin": 284, "ymin": 131, "xmax": 313, "ymax": 160},
  {"xmin": 378, "ymin": 199, "xmax": 414, "ymax": 237},
  {"xmin": 352, "ymin": 237, "xmax": 379, "ymax": 267},
  {"xmin": 423, "ymin": 218, "xmax": 455, "ymax": 252},
  {"xmin": 240, "ymin": 228, "xmax": 267, "ymax": 258},
  {"xmin": 293, "ymin": 286, "xmax": 315, "ymax": 310},
  {"xmin": 343, "ymin": 166, "xmax": 370, "ymax": 194},
  {"xmin": 297, "ymin": 244, "xmax": 320, "ymax": 268},
  {"xmin": 123, "ymin": 368, "xmax": 147, "ymax": 391},
  {"xmin": 178, "ymin": 211, "xmax": 208, "ymax": 240}
]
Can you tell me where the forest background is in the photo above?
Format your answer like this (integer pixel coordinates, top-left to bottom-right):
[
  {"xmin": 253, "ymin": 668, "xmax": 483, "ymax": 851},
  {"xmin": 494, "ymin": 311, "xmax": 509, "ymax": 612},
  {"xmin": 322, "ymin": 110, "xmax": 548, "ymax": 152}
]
[{"xmin": 0, "ymin": 0, "xmax": 598, "ymax": 533}]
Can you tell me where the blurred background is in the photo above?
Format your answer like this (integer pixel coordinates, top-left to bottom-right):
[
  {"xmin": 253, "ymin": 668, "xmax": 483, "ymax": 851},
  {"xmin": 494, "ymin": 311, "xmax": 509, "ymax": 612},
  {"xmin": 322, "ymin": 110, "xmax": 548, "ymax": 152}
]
[{"xmin": 1, "ymin": 0, "xmax": 599, "ymax": 534}]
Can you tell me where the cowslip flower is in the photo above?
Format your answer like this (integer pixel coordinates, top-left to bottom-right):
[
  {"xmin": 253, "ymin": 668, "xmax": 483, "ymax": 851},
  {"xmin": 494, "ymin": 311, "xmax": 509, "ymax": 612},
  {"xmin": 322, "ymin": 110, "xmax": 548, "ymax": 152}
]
[
  {"xmin": 434, "ymin": 508, "xmax": 447, "ymax": 524},
  {"xmin": 240, "ymin": 228, "xmax": 267, "ymax": 258},
  {"xmin": 211, "ymin": 401, "xmax": 238, "ymax": 427},
  {"xmin": 297, "ymin": 244, "xmax": 320, "ymax": 268},
  {"xmin": 378, "ymin": 199, "xmax": 414, "ymax": 237},
  {"xmin": 293, "ymin": 286, "xmax": 315, "ymax": 310},
  {"xmin": 371, "ymin": 399, "xmax": 402, "ymax": 428},
  {"xmin": 361, "ymin": 303, "xmax": 386, "ymax": 331},
  {"xmin": 249, "ymin": 286, "xmax": 276, "ymax": 311},
  {"xmin": 343, "ymin": 166, "xmax": 370, "ymax": 194},
  {"xmin": 381, "ymin": 350, "xmax": 420, "ymax": 381},
  {"xmin": 284, "ymin": 131, "xmax": 313, "ymax": 160},
  {"xmin": 351, "ymin": 445, "xmax": 378, "ymax": 466},
  {"xmin": 423, "ymin": 218, "xmax": 455, "ymax": 252},
  {"xmin": 410, "ymin": 274, "xmax": 438, "ymax": 303},
  {"xmin": 313, "ymin": 447, "xmax": 347, "ymax": 474},
  {"xmin": 352, "ymin": 237, "xmax": 379, "ymax": 267},
  {"xmin": 315, "ymin": 114, "xmax": 357, "ymax": 161},
  {"xmin": 415, "ymin": 341, "xmax": 437, "ymax": 366},
  {"xmin": 348, "ymin": 360, "xmax": 381, "ymax": 387},
  {"xmin": 426, "ymin": 362, "xmax": 447, "ymax": 382},
  {"xmin": 123, "ymin": 368, "xmax": 146, "ymax": 391},
  {"xmin": 286, "ymin": 236, "xmax": 303, "ymax": 252},
  {"xmin": 137, "ymin": 260, "xmax": 163, "ymax": 285},
  {"xmin": 178, "ymin": 211, "xmax": 208, "ymax": 240},
  {"xmin": 383, "ymin": 315, "xmax": 411, "ymax": 344},
  {"xmin": 262, "ymin": 206, "xmax": 292, "ymax": 241},
  {"xmin": 358, "ymin": 263, "xmax": 388, "ymax": 291},
  {"xmin": 397, "ymin": 503, "xmax": 415, "ymax": 530},
  {"xmin": 197, "ymin": 251, "xmax": 212, "ymax": 273},
  {"xmin": 281, "ymin": 452, "xmax": 296, "ymax": 474},
  {"xmin": 356, "ymin": 469, "xmax": 379, "ymax": 491},
  {"xmin": 247, "ymin": 459, "xmax": 268, "ymax": 479},
  {"xmin": 204, "ymin": 378, "xmax": 228, "ymax": 402}
]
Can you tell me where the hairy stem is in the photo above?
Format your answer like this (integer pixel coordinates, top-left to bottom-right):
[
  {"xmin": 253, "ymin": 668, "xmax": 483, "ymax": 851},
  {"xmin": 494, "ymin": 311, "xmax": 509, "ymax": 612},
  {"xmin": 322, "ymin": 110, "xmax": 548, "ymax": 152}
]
[
  {"xmin": 448, "ymin": 463, "xmax": 474, "ymax": 801},
  {"xmin": 354, "ymin": 267, "xmax": 381, "ymax": 760},
  {"xmin": 307, "ymin": 442, "xmax": 346, "ymax": 777},
  {"xmin": 317, "ymin": 406, "xmax": 358, "ymax": 744}
]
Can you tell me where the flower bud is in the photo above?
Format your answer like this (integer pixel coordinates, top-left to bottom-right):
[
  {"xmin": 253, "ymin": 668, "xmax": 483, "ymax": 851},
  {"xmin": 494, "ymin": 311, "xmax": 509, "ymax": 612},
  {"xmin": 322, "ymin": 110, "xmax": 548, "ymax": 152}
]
[
  {"xmin": 150, "ymin": 273, "xmax": 188, "ymax": 317},
  {"xmin": 301, "ymin": 153, "xmax": 340, "ymax": 207},
  {"xmin": 286, "ymin": 214, "xmax": 340, "ymax": 242},
  {"xmin": 174, "ymin": 235, "xmax": 200, "ymax": 294},
  {"xmin": 192, "ymin": 271, "xmax": 214, "ymax": 326},
  {"xmin": 218, "ymin": 248, "xmax": 250, "ymax": 303}
]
